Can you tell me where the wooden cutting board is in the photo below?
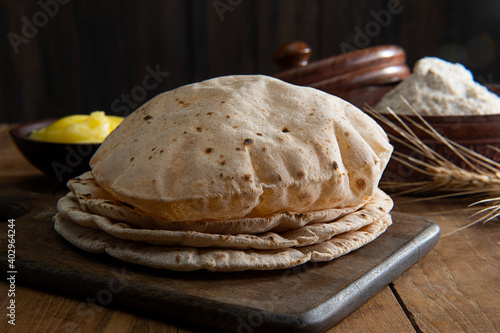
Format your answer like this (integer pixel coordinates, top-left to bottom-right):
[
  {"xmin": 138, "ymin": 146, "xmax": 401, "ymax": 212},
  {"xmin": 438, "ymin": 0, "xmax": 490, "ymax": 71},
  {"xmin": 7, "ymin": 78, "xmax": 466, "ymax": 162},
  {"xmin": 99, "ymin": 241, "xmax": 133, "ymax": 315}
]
[{"xmin": 0, "ymin": 181, "xmax": 440, "ymax": 333}]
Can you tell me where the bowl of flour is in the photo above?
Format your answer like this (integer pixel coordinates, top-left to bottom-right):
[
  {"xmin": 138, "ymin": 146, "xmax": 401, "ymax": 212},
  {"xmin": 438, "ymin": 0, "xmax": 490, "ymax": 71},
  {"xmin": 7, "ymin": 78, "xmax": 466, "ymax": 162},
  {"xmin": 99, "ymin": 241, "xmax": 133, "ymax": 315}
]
[
  {"xmin": 370, "ymin": 57, "xmax": 500, "ymax": 183},
  {"xmin": 375, "ymin": 57, "xmax": 500, "ymax": 116}
]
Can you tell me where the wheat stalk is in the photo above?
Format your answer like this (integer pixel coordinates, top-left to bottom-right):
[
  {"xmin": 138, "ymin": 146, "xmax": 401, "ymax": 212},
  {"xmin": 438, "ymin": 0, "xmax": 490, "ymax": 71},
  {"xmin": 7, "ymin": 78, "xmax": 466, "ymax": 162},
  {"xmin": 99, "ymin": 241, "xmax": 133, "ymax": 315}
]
[{"xmin": 365, "ymin": 97, "xmax": 500, "ymax": 233}]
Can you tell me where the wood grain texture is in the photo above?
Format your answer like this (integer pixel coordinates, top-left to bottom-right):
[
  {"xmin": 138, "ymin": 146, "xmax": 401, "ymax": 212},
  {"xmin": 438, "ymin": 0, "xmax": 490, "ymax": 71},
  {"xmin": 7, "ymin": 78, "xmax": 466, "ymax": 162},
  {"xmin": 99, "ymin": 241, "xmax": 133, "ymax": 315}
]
[
  {"xmin": 327, "ymin": 286, "xmax": 415, "ymax": 333},
  {"xmin": 0, "ymin": 284, "xmax": 198, "ymax": 333},
  {"xmin": 273, "ymin": 45, "xmax": 408, "ymax": 86},
  {"xmin": 0, "ymin": 284, "xmax": 412, "ymax": 333},
  {"xmin": 393, "ymin": 198, "xmax": 500, "ymax": 333},
  {"xmin": 1, "ymin": 0, "xmax": 499, "ymax": 123}
]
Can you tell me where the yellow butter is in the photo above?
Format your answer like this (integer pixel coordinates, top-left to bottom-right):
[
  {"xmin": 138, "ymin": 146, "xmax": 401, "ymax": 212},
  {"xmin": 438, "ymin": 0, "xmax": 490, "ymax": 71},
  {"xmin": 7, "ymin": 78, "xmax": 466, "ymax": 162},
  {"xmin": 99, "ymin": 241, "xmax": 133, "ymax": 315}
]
[{"xmin": 29, "ymin": 111, "xmax": 123, "ymax": 144}]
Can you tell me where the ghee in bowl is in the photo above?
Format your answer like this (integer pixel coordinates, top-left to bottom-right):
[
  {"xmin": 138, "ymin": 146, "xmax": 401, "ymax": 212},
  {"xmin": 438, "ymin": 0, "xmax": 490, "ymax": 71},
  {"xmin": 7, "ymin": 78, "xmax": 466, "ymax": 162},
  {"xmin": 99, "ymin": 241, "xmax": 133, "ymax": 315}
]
[
  {"xmin": 10, "ymin": 111, "xmax": 124, "ymax": 181},
  {"xmin": 29, "ymin": 111, "xmax": 123, "ymax": 144}
]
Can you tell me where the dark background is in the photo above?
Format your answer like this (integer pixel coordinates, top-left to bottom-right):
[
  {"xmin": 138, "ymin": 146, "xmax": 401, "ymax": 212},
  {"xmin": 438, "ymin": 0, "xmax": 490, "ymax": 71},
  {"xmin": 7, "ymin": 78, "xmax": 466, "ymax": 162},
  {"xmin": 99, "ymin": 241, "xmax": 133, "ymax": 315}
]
[{"xmin": 1, "ymin": 0, "xmax": 499, "ymax": 123}]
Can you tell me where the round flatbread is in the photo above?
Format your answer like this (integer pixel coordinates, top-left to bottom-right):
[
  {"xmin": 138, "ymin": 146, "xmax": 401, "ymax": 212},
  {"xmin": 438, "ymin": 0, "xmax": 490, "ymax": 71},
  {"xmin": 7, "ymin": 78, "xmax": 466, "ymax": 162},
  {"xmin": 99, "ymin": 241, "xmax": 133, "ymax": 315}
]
[
  {"xmin": 54, "ymin": 213, "xmax": 391, "ymax": 272},
  {"xmin": 90, "ymin": 75, "xmax": 393, "ymax": 222},
  {"xmin": 57, "ymin": 192, "xmax": 99, "ymax": 229},
  {"xmin": 57, "ymin": 187, "xmax": 393, "ymax": 250},
  {"xmin": 68, "ymin": 171, "xmax": 366, "ymax": 234}
]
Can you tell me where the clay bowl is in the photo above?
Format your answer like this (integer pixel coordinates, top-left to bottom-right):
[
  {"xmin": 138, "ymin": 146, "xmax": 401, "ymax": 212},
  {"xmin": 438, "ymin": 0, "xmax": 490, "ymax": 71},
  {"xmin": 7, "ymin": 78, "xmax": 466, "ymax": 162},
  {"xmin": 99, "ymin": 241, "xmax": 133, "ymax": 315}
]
[
  {"xmin": 9, "ymin": 119, "xmax": 101, "ymax": 182},
  {"xmin": 343, "ymin": 84, "xmax": 500, "ymax": 184}
]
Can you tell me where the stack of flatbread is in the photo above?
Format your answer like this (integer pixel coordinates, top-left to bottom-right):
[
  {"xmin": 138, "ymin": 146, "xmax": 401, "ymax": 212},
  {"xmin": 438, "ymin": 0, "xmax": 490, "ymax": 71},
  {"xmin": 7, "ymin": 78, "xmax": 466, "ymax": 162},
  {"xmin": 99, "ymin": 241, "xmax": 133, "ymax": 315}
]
[{"xmin": 54, "ymin": 75, "xmax": 394, "ymax": 272}]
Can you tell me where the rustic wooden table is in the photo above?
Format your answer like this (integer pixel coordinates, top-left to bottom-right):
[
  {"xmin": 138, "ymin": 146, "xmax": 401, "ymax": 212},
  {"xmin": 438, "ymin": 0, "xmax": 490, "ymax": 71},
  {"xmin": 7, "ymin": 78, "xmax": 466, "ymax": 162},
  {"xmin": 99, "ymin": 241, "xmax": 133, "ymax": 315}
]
[{"xmin": 0, "ymin": 123, "xmax": 499, "ymax": 333}]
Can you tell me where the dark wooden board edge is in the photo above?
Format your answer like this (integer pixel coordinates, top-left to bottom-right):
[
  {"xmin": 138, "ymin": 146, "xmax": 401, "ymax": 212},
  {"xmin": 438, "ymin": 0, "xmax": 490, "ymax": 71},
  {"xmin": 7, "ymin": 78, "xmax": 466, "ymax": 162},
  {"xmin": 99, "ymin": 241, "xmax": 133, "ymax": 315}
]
[
  {"xmin": 295, "ymin": 213, "xmax": 440, "ymax": 333},
  {"xmin": 1, "ymin": 212, "xmax": 439, "ymax": 333},
  {"xmin": 179, "ymin": 212, "xmax": 440, "ymax": 333}
]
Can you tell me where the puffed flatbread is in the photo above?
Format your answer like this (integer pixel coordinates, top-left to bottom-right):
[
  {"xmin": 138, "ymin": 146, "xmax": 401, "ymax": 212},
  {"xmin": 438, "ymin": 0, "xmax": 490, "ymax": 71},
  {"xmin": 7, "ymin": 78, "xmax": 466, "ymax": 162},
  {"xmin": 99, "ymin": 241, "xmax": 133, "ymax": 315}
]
[
  {"xmin": 91, "ymin": 75, "xmax": 393, "ymax": 222},
  {"xmin": 53, "ymin": 75, "xmax": 395, "ymax": 272}
]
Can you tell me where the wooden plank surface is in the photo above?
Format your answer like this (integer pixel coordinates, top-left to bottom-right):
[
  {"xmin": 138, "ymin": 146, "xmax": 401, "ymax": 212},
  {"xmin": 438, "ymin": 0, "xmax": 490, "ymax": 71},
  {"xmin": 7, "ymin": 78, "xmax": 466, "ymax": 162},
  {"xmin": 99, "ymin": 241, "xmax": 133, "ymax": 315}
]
[
  {"xmin": 0, "ymin": 284, "xmax": 412, "ymax": 333},
  {"xmin": 392, "ymin": 199, "xmax": 500, "ymax": 333},
  {"xmin": 1, "ymin": 126, "xmax": 499, "ymax": 332}
]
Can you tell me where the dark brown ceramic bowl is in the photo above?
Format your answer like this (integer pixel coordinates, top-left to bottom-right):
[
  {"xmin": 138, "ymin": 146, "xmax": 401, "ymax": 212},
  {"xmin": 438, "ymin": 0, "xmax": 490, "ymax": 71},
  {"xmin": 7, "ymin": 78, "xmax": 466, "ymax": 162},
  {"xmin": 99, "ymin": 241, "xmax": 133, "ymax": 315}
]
[
  {"xmin": 346, "ymin": 84, "xmax": 500, "ymax": 184},
  {"xmin": 9, "ymin": 119, "xmax": 101, "ymax": 182}
]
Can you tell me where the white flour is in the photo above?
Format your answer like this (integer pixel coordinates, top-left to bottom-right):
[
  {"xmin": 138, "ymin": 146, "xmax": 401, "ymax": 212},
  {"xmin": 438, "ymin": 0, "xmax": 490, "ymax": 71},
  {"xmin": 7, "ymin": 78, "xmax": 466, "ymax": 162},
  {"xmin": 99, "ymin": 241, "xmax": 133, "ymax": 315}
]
[{"xmin": 375, "ymin": 57, "xmax": 500, "ymax": 115}]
